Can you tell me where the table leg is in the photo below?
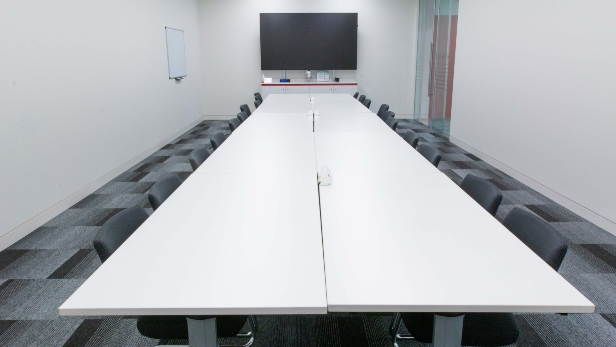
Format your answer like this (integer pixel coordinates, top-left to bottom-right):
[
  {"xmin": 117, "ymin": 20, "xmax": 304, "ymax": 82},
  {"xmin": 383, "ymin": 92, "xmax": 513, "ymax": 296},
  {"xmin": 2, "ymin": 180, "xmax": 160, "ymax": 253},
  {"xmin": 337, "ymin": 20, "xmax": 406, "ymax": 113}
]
[
  {"xmin": 432, "ymin": 314, "xmax": 464, "ymax": 347},
  {"xmin": 187, "ymin": 317, "xmax": 218, "ymax": 347}
]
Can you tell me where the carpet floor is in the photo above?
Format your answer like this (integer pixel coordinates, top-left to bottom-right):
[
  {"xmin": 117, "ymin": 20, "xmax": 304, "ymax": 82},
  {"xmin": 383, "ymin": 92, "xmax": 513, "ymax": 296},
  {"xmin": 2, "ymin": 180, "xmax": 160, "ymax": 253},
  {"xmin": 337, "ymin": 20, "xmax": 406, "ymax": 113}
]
[{"xmin": 1, "ymin": 119, "xmax": 615, "ymax": 346}]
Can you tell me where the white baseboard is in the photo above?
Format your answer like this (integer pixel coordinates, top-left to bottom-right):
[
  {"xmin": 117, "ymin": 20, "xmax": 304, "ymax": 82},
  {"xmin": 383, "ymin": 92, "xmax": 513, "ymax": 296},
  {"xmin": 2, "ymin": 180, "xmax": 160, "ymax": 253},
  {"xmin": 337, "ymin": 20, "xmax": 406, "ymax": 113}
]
[
  {"xmin": 449, "ymin": 136, "xmax": 616, "ymax": 236},
  {"xmin": 0, "ymin": 115, "xmax": 207, "ymax": 252}
]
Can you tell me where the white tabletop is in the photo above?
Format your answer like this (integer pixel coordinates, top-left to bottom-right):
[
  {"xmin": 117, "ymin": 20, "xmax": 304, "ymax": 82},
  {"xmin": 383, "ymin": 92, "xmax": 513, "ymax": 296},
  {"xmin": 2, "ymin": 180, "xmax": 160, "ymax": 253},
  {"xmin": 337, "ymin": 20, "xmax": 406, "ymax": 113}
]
[
  {"xmin": 199, "ymin": 131, "xmax": 316, "ymax": 174},
  {"xmin": 60, "ymin": 172, "xmax": 327, "ymax": 316},
  {"xmin": 319, "ymin": 172, "xmax": 595, "ymax": 314},
  {"xmin": 235, "ymin": 113, "xmax": 314, "ymax": 134},
  {"xmin": 309, "ymin": 93, "xmax": 356, "ymax": 102},
  {"xmin": 312, "ymin": 100, "xmax": 372, "ymax": 115},
  {"xmin": 314, "ymin": 113, "xmax": 392, "ymax": 133},
  {"xmin": 253, "ymin": 101, "xmax": 313, "ymax": 114},
  {"xmin": 314, "ymin": 131, "xmax": 442, "ymax": 174},
  {"xmin": 262, "ymin": 93, "xmax": 311, "ymax": 103}
]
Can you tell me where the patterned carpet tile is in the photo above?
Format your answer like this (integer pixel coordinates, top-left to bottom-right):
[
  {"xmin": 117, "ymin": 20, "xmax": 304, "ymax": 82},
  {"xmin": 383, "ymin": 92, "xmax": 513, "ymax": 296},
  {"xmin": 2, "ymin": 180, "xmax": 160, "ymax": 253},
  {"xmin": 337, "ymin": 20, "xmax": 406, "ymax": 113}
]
[{"xmin": 0, "ymin": 119, "xmax": 615, "ymax": 346}]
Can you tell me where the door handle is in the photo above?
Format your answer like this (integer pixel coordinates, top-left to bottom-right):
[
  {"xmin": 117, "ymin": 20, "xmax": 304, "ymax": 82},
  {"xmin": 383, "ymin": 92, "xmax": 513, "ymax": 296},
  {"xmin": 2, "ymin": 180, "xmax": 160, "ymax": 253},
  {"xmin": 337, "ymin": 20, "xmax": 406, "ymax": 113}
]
[{"xmin": 428, "ymin": 42, "xmax": 434, "ymax": 97}]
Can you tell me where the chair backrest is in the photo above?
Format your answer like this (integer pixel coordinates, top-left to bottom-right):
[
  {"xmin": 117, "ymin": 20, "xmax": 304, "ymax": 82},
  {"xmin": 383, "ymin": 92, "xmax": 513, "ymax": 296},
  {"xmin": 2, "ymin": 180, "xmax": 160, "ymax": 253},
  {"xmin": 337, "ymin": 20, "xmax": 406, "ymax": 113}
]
[
  {"xmin": 239, "ymin": 104, "xmax": 251, "ymax": 116},
  {"xmin": 93, "ymin": 206, "xmax": 149, "ymax": 263},
  {"xmin": 417, "ymin": 144, "xmax": 441, "ymax": 167},
  {"xmin": 363, "ymin": 99, "xmax": 371, "ymax": 109},
  {"xmin": 502, "ymin": 207, "xmax": 568, "ymax": 270},
  {"xmin": 254, "ymin": 100, "xmax": 262, "ymax": 109},
  {"xmin": 148, "ymin": 174, "xmax": 183, "ymax": 211},
  {"xmin": 237, "ymin": 111, "xmax": 248, "ymax": 123},
  {"xmin": 189, "ymin": 147, "xmax": 210, "ymax": 171},
  {"xmin": 358, "ymin": 95, "xmax": 366, "ymax": 103},
  {"xmin": 460, "ymin": 174, "xmax": 503, "ymax": 216},
  {"xmin": 353, "ymin": 92, "xmax": 359, "ymax": 99},
  {"xmin": 382, "ymin": 110, "xmax": 395, "ymax": 122},
  {"xmin": 377, "ymin": 104, "xmax": 389, "ymax": 117},
  {"xmin": 386, "ymin": 116, "xmax": 398, "ymax": 131},
  {"xmin": 403, "ymin": 130, "xmax": 420, "ymax": 148},
  {"xmin": 254, "ymin": 92, "xmax": 263, "ymax": 102},
  {"xmin": 210, "ymin": 131, "xmax": 226, "ymax": 151},
  {"xmin": 228, "ymin": 118, "xmax": 241, "ymax": 133}
]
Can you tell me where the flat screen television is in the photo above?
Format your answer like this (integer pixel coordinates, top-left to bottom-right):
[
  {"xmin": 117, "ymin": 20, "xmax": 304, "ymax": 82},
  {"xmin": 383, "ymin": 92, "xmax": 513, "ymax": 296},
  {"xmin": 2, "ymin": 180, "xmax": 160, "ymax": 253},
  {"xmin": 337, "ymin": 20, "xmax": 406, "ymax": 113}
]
[{"xmin": 260, "ymin": 13, "xmax": 358, "ymax": 70}]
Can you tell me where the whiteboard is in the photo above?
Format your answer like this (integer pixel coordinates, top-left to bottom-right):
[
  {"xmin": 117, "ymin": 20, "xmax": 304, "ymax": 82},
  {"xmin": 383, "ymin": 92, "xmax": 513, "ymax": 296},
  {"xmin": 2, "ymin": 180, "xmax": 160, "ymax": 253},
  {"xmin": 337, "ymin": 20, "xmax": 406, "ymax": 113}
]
[{"xmin": 165, "ymin": 27, "xmax": 187, "ymax": 79}]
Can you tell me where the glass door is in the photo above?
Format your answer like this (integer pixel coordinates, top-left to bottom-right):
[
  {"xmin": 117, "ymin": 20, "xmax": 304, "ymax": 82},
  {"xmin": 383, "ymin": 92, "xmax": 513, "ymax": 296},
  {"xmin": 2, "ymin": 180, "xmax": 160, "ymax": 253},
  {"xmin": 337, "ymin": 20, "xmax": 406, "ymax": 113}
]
[{"xmin": 414, "ymin": 0, "xmax": 459, "ymax": 137}]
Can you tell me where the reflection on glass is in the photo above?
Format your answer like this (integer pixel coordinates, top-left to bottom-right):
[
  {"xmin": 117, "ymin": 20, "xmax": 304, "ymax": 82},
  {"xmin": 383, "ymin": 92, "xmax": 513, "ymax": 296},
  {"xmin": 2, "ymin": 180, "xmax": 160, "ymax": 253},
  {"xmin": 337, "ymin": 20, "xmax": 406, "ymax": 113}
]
[{"xmin": 414, "ymin": 0, "xmax": 458, "ymax": 137}]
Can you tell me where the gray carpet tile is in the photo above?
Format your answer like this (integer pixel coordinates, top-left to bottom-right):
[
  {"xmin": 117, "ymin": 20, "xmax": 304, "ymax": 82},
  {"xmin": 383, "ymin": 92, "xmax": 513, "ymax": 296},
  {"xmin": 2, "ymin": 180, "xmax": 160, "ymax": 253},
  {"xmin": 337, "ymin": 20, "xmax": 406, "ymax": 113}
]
[
  {"xmin": 0, "ymin": 119, "xmax": 615, "ymax": 346},
  {"xmin": 10, "ymin": 227, "xmax": 99, "ymax": 250}
]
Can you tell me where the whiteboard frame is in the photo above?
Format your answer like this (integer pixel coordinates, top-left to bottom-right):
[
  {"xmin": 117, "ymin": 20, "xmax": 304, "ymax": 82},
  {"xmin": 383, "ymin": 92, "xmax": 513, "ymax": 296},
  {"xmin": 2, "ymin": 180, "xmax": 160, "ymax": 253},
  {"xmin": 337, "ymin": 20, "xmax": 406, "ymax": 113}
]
[{"xmin": 165, "ymin": 27, "xmax": 187, "ymax": 80}]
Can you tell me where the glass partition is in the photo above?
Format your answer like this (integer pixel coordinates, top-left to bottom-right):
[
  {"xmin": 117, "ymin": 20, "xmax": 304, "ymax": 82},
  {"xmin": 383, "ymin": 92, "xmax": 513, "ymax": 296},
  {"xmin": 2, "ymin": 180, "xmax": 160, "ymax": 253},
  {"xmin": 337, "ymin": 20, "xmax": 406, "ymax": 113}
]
[{"xmin": 414, "ymin": 0, "xmax": 459, "ymax": 137}]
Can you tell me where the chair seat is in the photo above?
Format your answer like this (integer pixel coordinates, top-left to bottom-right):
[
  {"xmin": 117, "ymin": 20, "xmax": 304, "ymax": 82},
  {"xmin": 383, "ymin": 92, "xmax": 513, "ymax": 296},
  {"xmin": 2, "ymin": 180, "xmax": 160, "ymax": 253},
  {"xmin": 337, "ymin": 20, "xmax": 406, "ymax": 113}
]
[
  {"xmin": 137, "ymin": 315, "xmax": 249, "ymax": 340},
  {"xmin": 401, "ymin": 312, "xmax": 519, "ymax": 346}
]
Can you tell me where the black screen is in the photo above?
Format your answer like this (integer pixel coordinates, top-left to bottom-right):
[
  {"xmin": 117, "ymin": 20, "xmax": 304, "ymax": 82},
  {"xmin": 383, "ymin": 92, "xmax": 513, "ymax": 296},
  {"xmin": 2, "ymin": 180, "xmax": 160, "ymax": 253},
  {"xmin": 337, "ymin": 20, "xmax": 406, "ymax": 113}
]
[{"xmin": 260, "ymin": 13, "xmax": 358, "ymax": 70}]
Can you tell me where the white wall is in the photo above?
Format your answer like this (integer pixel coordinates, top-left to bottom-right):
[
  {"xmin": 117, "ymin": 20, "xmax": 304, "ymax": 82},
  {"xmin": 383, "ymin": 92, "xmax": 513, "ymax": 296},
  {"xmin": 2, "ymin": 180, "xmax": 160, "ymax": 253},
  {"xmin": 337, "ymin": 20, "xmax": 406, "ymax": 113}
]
[
  {"xmin": 198, "ymin": 0, "xmax": 419, "ymax": 117},
  {"xmin": 0, "ymin": 0, "xmax": 204, "ymax": 248},
  {"xmin": 451, "ymin": 0, "xmax": 616, "ymax": 233}
]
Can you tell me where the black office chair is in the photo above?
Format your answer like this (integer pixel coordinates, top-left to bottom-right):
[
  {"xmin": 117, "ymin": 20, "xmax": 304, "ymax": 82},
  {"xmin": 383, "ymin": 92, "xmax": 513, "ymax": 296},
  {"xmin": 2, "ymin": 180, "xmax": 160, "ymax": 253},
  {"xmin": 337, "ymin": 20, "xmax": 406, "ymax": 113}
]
[
  {"xmin": 237, "ymin": 111, "xmax": 249, "ymax": 123},
  {"xmin": 503, "ymin": 207, "xmax": 568, "ymax": 271},
  {"xmin": 254, "ymin": 100, "xmax": 262, "ymax": 109},
  {"xmin": 148, "ymin": 174, "xmax": 183, "ymax": 211},
  {"xmin": 240, "ymin": 104, "xmax": 251, "ymax": 116},
  {"xmin": 254, "ymin": 92, "xmax": 263, "ymax": 102},
  {"xmin": 189, "ymin": 147, "xmax": 211, "ymax": 171},
  {"xmin": 358, "ymin": 95, "xmax": 366, "ymax": 103},
  {"xmin": 93, "ymin": 206, "xmax": 149, "ymax": 263},
  {"xmin": 377, "ymin": 104, "xmax": 389, "ymax": 118},
  {"xmin": 92, "ymin": 206, "xmax": 257, "ymax": 346},
  {"xmin": 386, "ymin": 116, "xmax": 398, "ymax": 131},
  {"xmin": 137, "ymin": 316, "xmax": 257, "ymax": 347},
  {"xmin": 460, "ymin": 174, "xmax": 503, "ymax": 216},
  {"xmin": 228, "ymin": 118, "xmax": 241, "ymax": 133},
  {"xmin": 402, "ymin": 130, "xmax": 420, "ymax": 148},
  {"xmin": 392, "ymin": 312, "xmax": 519, "ymax": 347},
  {"xmin": 362, "ymin": 98, "xmax": 371, "ymax": 109},
  {"xmin": 392, "ymin": 208, "xmax": 568, "ymax": 347},
  {"xmin": 353, "ymin": 92, "xmax": 359, "ymax": 99},
  {"xmin": 417, "ymin": 144, "xmax": 441, "ymax": 167},
  {"xmin": 210, "ymin": 132, "xmax": 226, "ymax": 151},
  {"xmin": 381, "ymin": 110, "xmax": 395, "ymax": 122}
]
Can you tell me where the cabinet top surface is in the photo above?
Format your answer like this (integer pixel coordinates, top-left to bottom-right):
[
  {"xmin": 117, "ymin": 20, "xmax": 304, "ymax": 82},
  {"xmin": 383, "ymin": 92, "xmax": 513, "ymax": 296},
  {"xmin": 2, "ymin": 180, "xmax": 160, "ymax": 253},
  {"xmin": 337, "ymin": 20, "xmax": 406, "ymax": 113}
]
[{"xmin": 262, "ymin": 79, "xmax": 357, "ymax": 86}]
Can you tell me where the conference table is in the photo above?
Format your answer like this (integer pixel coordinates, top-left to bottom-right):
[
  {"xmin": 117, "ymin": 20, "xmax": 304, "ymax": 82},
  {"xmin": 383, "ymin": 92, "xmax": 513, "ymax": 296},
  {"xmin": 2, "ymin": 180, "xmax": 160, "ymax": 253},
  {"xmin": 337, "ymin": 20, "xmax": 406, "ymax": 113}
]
[{"xmin": 60, "ymin": 93, "xmax": 594, "ymax": 347}]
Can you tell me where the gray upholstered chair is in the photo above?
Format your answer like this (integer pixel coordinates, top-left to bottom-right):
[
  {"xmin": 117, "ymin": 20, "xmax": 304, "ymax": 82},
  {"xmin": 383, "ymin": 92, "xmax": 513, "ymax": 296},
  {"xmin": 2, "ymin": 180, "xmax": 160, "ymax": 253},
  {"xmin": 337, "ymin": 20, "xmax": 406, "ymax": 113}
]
[
  {"xmin": 381, "ymin": 110, "xmax": 395, "ymax": 122},
  {"xmin": 237, "ymin": 111, "xmax": 249, "ymax": 123},
  {"xmin": 92, "ymin": 206, "xmax": 257, "ymax": 346},
  {"xmin": 402, "ymin": 130, "xmax": 420, "ymax": 148},
  {"xmin": 210, "ymin": 132, "xmax": 226, "ymax": 151},
  {"xmin": 228, "ymin": 118, "xmax": 241, "ymax": 132},
  {"xmin": 417, "ymin": 144, "xmax": 441, "ymax": 167},
  {"xmin": 503, "ymin": 207, "xmax": 568, "ymax": 270},
  {"xmin": 362, "ymin": 98, "xmax": 371, "ymax": 109},
  {"xmin": 239, "ymin": 104, "xmax": 251, "ymax": 116},
  {"xmin": 353, "ymin": 92, "xmax": 359, "ymax": 99},
  {"xmin": 254, "ymin": 92, "xmax": 263, "ymax": 102},
  {"xmin": 189, "ymin": 147, "xmax": 211, "ymax": 171},
  {"xmin": 93, "ymin": 206, "xmax": 149, "ymax": 263},
  {"xmin": 254, "ymin": 100, "xmax": 262, "ymax": 109},
  {"xmin": 358, "ymin": 95, "xmax": 366, "ymax": 103},
  {"xmin": 148, "ymin": 174, "xmax": 183, "ymax": 211},
  {"xmin": 377, "ymin": 104, "xmax": 389, "ymax": 118},
  {"xmin": 391, "ymin": 208, "xmax": 568, "ymax": 347},
  {"xmin": 460, "ymin": 174, "xmax": 503, "ymax": 216},
  {"xmin": 386, "ymin": 116, "xmax": 398, "ymax": 131},
  {"xmin": 137, "ymin": 316, "xmax": 257, "ymax": 346}
]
